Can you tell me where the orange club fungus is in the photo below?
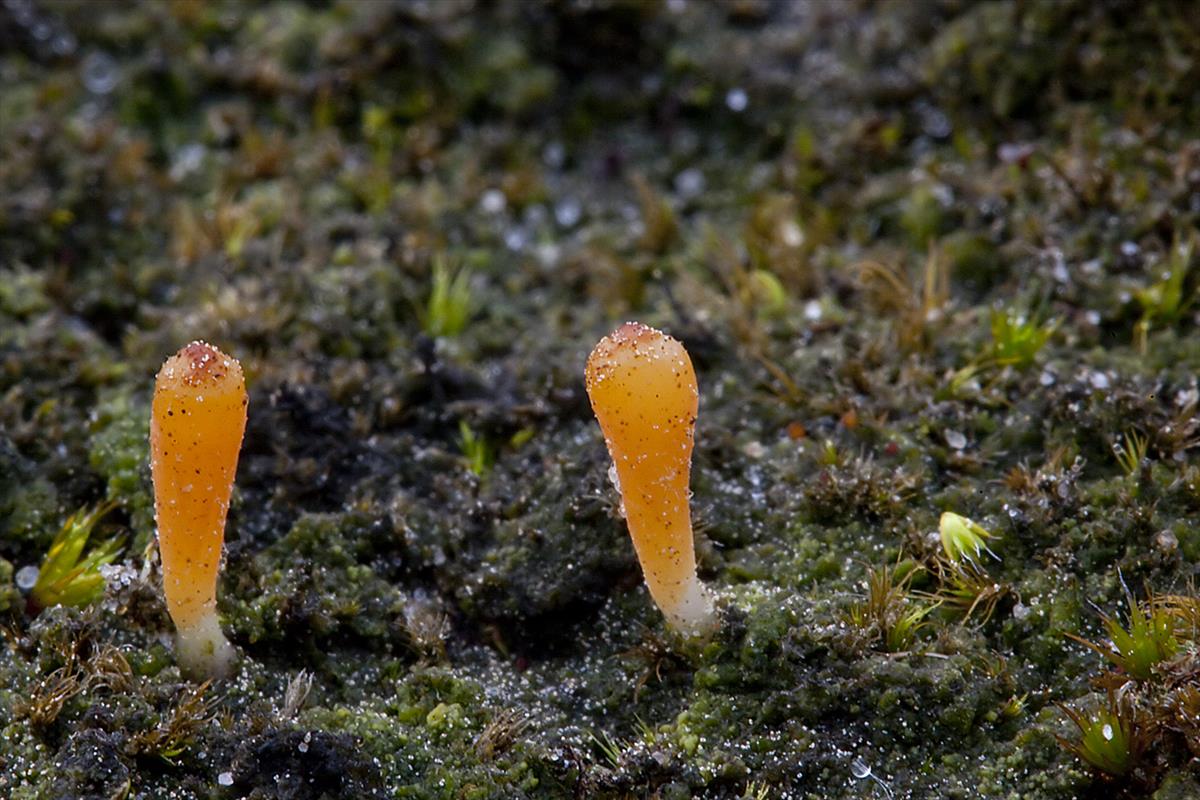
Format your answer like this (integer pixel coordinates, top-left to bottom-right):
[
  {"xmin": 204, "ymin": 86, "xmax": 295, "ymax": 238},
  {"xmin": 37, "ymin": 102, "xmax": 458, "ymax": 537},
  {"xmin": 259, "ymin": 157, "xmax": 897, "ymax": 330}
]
[
  {"xmin": 585, "ymin": 322, "xmax": 717, "ymax": 636},
  {"xmin": 150, "ymin": 341, "xmax": 247, "ymax": 679}
]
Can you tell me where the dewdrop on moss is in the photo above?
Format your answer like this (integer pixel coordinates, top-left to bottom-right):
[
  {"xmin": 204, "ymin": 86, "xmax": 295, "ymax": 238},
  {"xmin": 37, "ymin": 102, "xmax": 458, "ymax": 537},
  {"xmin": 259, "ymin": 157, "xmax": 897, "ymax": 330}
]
[
  {"xmin": 150, "ymin": 341, "xmax": 247, "ymax": 680},
  {"xmin": 585, "ymin": 322, "xmax": 716, "ymax": 636}
]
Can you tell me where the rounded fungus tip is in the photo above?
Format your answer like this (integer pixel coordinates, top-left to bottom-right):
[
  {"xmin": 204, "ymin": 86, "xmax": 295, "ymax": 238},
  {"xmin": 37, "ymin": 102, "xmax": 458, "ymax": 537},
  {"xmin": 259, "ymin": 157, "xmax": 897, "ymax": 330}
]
[
  {"xmin": 150, "ymin": 340, "xmax": 246, "ymax": 680},
  {"xmin": 585, "ymin": 322, "xmax": 716, "ymax": 636}
]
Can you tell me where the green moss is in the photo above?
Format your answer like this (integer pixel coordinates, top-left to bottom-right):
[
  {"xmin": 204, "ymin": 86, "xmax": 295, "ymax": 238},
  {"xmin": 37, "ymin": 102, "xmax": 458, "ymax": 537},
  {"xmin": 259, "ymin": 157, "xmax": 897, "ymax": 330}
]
[
  {"xmin": 0, "ymin": 268, "xmax": 51, "ymax": 318},
  {"xmin": 227, "ymin": 511, "xmax": 408, "ymax": 649},
  {"xmin": 901, "ymin": 183, "xmax": 947, "ymax": 247},
  {"xmin": 300, "ymin": 668, "xmax": 551, "ymax": 799},
  {"xmin": 1153, "ymin": 774, "xmax": 1200, "ymax": 800},
  {"xmin": 87, "ymin": 390, "xmax": 153, "ymax": 550},
  {"xmin": 0, "ymin": 449, "xmax": 59, "ymax": 550},
  {"xmin": 0, "ymin": 557, "xmax": 17, "ymax": 613}
]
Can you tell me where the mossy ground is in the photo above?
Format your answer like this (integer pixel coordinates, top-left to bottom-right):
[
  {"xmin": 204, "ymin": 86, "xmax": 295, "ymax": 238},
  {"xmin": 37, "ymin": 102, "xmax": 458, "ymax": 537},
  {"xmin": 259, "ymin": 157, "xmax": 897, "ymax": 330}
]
[{"xmin": 1, "ymin": 1, "xmax": 1199, "ymax": 798}]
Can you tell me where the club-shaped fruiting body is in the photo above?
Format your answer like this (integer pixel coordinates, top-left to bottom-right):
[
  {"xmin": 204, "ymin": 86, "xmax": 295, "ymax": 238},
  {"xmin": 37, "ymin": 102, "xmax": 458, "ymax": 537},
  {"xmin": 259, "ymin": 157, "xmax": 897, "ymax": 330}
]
[
  {"xmin": 585, "ymin": 322, "xmax": 716, "ymax": 636},
  {"xmin": 150, "ymin": 341, "xmax": 247, "ymax": 679}
]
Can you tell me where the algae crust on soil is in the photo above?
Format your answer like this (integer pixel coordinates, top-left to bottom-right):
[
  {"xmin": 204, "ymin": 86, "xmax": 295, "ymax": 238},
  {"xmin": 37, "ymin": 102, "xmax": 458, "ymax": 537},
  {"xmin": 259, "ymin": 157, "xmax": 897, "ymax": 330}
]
[{"xmin": 1, "ymin": 1, "xmax": 1199, "ymax": 798}]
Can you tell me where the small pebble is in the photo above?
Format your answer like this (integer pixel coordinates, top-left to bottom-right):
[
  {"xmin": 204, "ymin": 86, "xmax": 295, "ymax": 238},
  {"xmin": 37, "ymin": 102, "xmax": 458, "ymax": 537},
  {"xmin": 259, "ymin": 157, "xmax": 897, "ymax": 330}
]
[
  {"xmin": 81, "ymin": 51, "xmax": 119, "ymax": 94},
  {"xmin": 674, "ymin": 168, "xmax": 705, "ymax": 199},
  {"xmin": 1154, "ymin": 530, "xmax": 1178, "ymax": 553},
  {"xmin": 554, "ymin": 198, "xmax": 581, "ymax": 228},
  {"xmin": 479, "ymin": 189, "xmax": 506, "ymax": 214},
  {"xmin": 15, "ymin": 565, "xmax": 39, "ymax": 592}
]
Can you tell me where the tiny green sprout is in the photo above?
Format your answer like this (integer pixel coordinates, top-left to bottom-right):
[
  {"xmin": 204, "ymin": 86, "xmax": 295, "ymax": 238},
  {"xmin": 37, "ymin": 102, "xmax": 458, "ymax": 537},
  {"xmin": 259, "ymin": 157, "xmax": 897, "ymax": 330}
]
[
  {"xmin": 746, "ymin": 269, "xmax": 789, "ymax": 316},
  {"xmin": 887, "ymin": 601, "xmax": 939, "ymax": 653},
  {"xmin": 946, "ymin": 362, "xmax": 982, "ymax": 395},
  {"xmin": 817, "ymin": 439, "xmax": 841, "ymax": 467},
  {"xmin": 362, "ymin": 105, "xmax": 394, "ymax": 154},
  {"xmin": 847, "ymin": 560, "xmax": 939, "ymax": 653},
  {"xmin": 939, "ymin": 512, "xmax": 997, "ymax": 564},
  {"xmin": 632, "ymin": 714, "xmax": 656, "ymax": 745},
  {"xmin": 1001, "ymin": 693, "xmax": 1028, "ymax": 719},
  {"xmin": 458, "ymin": 421, "xmax": 494, "ymax": 477},
  {"xmin": 588, "ymin": 729, "xmax": 626, "ymax": 769},
  {"xmin": 424, "ymin": 258, "xmax": 473, "ymax": 338},
  {"xmin": 32, "ymin": 501, "xmax": 124, "ymax": 610},
  {"xmin": 925, "ymin": 557, "xmax": 1010, "ymax": 625},
  {"xmin": 947, "ymin": 308, "xmax": 1055, "ymax": 394},
  {"xmin": 742, "ymin": 781, "xmax": 771, "ymax": 800},
  {"xmin": 1134, "ymin": 231, "xmax": 1196, "ymax": 352},
  {"xmin": 1113, "ymin": 429, "xmax": 1149, "ymax": 477},
  {"xmin": 1069, "ymin": 592, "xmax": 1178, "ymax": 681},
  {"xmin": 1158, "ymin": 593, "xmax": 1200, "ymax": 639},
  {"xmin": 1057, "ymin": 689, "xmax": 1150, "ymax": 777},
  {"xmin": 509, "ymin": 427, "xmax": 535, "ymax": 448},
  {"xmin": 986, "ymin": 309, "xmax": 1055, "ymax": 369}
]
